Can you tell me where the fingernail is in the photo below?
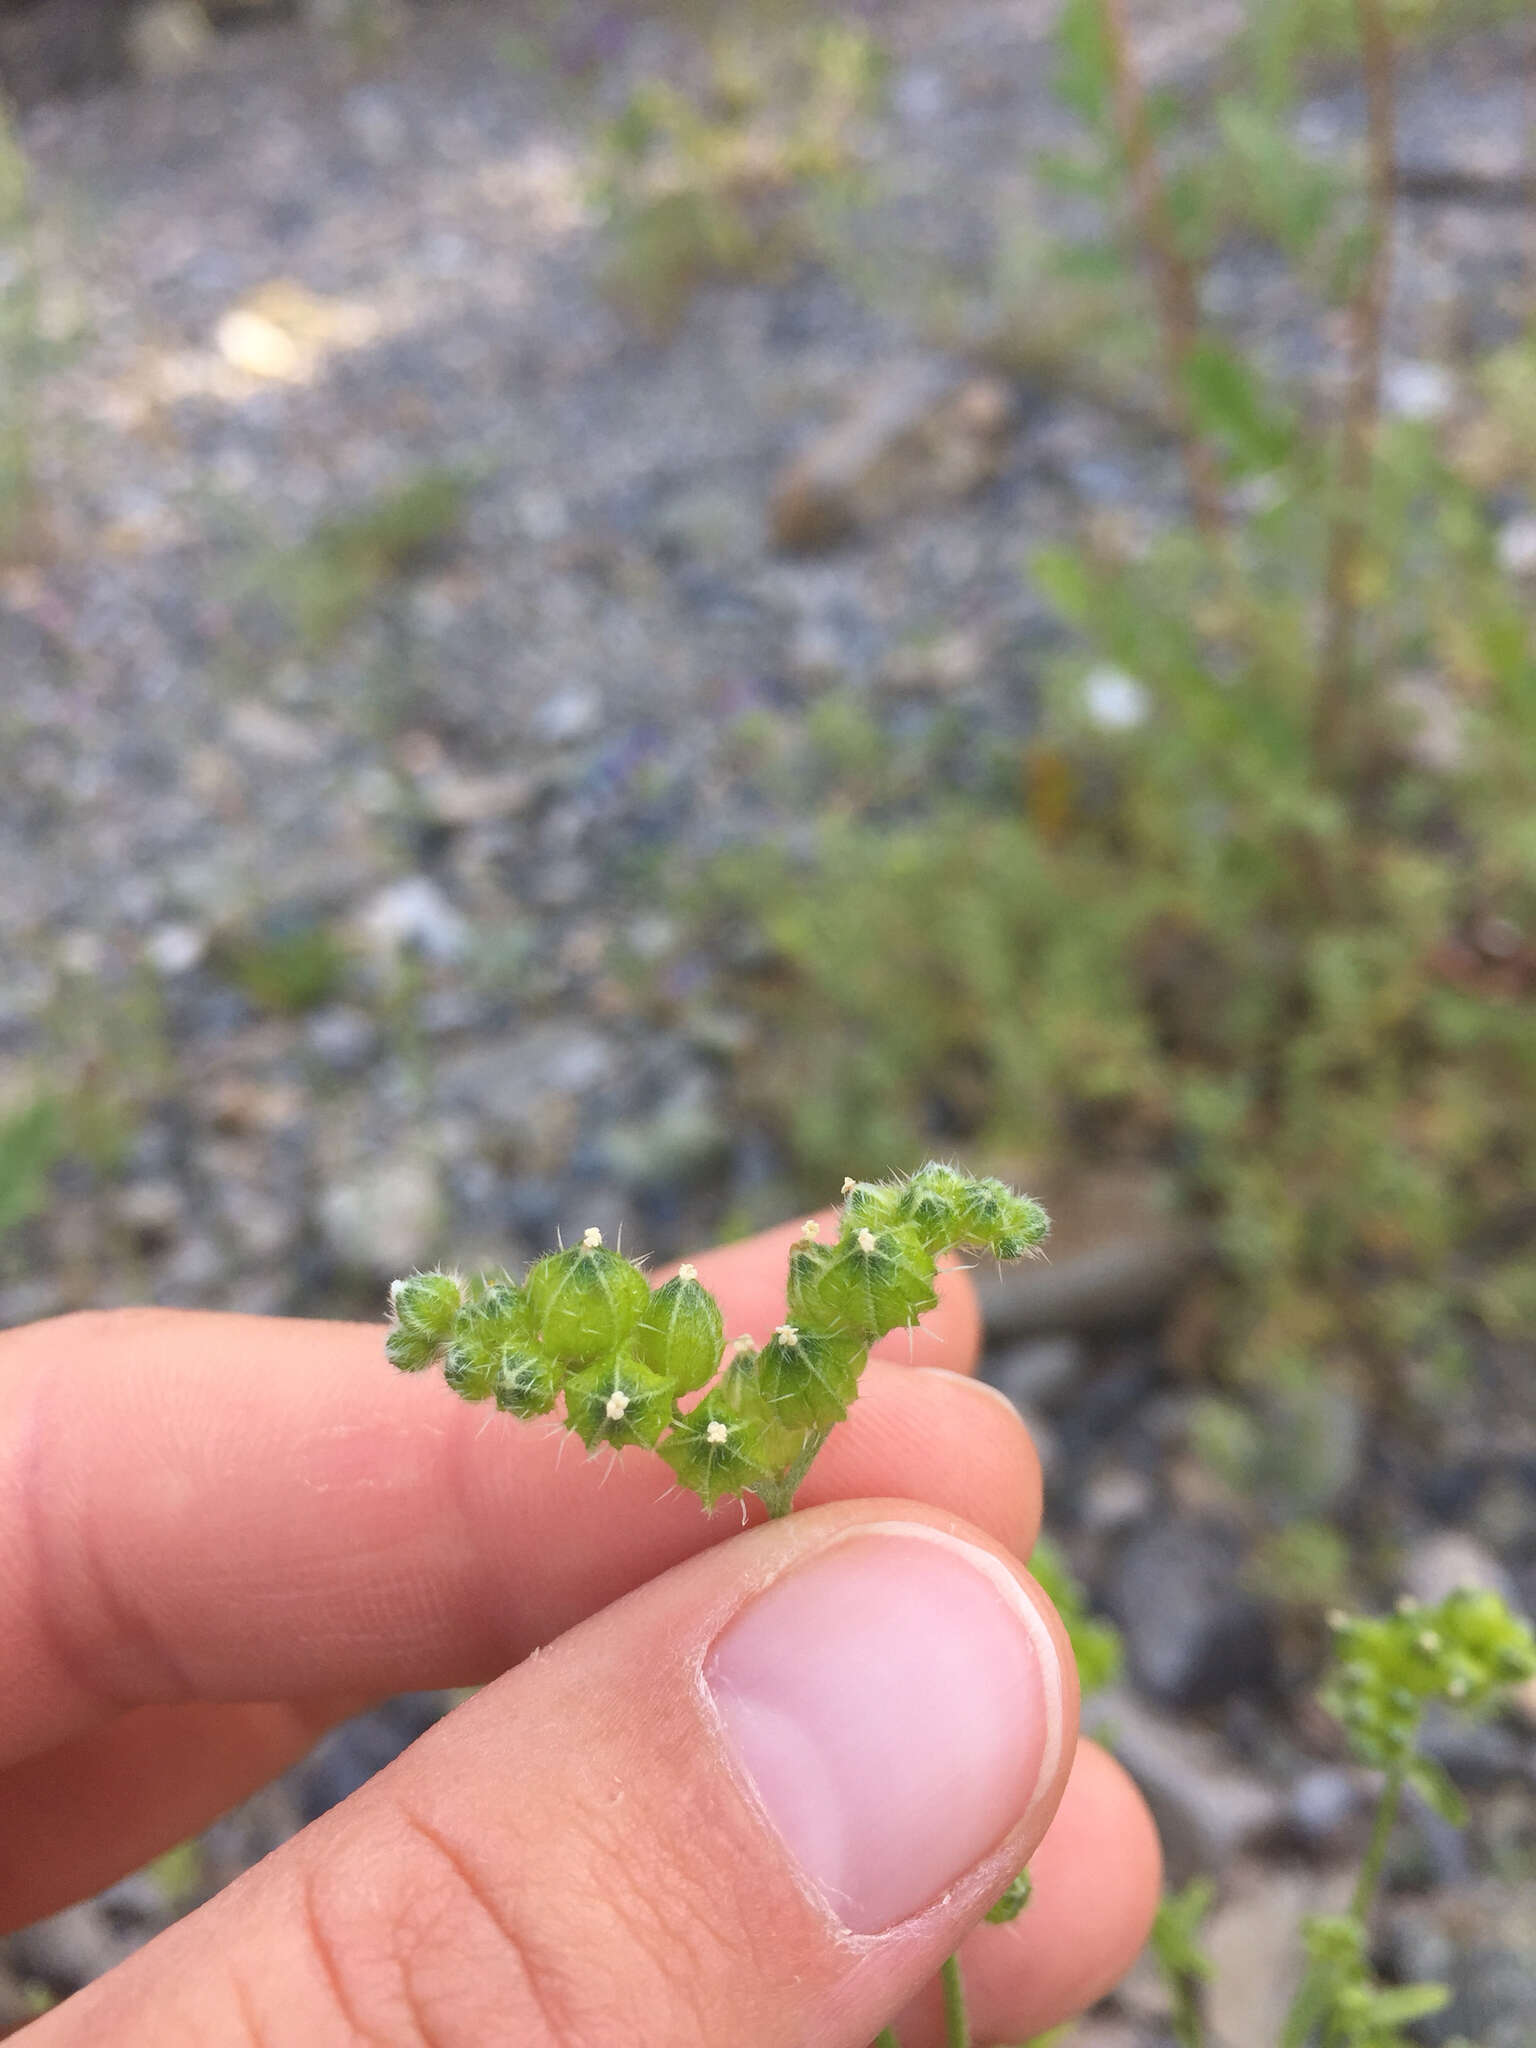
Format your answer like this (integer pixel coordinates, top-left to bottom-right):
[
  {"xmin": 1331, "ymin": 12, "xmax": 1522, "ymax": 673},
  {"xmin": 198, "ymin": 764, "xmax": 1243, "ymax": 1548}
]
[{"xmin": 705, "ymin": 1524, "xmax": 1062, "ymax": 1934}]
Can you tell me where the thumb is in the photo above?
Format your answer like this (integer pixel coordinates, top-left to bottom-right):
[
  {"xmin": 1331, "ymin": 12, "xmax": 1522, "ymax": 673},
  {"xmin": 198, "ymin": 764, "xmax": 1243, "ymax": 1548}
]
[{"xmin": 30, "ymin": 1502, "xmax": 1076, "ymax": 2048}]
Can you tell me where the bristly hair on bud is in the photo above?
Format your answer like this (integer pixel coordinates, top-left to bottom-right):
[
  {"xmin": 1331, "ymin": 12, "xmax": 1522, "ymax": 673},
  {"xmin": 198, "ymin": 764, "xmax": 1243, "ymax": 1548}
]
[{"xmin": 381, "ymin": 1163, "xmax": 1047, "ymax": 1517}]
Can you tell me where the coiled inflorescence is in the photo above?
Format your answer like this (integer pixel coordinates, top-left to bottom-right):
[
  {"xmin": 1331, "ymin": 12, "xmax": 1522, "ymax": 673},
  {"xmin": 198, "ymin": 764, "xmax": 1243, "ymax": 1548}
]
[{"xmin": 385, "ymin": 1162, "xmax": 1048, "ymax": 1515}]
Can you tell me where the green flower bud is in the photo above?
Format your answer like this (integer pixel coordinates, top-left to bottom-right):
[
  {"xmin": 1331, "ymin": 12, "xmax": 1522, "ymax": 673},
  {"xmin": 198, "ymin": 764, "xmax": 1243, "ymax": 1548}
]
[
  {"xmin": 630, "ymin": 1262, "xmax": 725, "ymax": 1394},
  {"xmin": 565, "ymin": 1354, "xmax": 675, "ymax": 1452},
  {"xmin": 658, "ymin": 1382, "xmax": 772, "ymax": 1510},
  {"xmin": 442, "ymin": 1283, "xmax": 535, "ymax": 1399},
  {"xmin": 753, "ymin": 1322, "xmax": 864, "ymax": 1431},
  {"xmin": 525, "ymin": 1228, "xmax": 652, "ymax": 1364},
  {"xmin": 985, "ymin": 1869, "xmax": 1033, "ymax": 1924},
  {"xmin": 493, "ymin": 1346, "xmax": 562, "ymax": 1419},
  {"xmin": 895, "ymin": 1162, "xmax": 971, "ymax": 1250},
  {"xmin": 385, "ymin": 1269, "xmax": 463, "ymax": 1370},
  {"xmin": 837, "ymin": 1175, "xmax": 905, "ymax": 1233},
  {"xmin": 794, "ymin": 1223, "xmax": 939, "ymax": 1339},
  {"xmin": 954, "ymin": 1177, "xmax": 1049, "ymax": 1258}
]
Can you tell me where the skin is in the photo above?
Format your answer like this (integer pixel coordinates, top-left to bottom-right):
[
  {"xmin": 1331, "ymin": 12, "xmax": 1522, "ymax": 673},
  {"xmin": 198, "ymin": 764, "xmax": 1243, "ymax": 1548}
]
[{"xmin": 0, "ymin": 1216, "xmax": 1160, "ymax": 2045}]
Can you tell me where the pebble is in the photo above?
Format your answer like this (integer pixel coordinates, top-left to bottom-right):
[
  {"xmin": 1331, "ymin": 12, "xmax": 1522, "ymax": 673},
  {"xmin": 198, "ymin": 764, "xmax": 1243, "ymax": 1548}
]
[
  {"xmin": 1107, "ymin": 1518, "xmax": 1275, "ymax": 1709},
  {"xmin": 985, "ymin": 1333, "xmax": 1085, "ymax": 1412},
  {"xmin": 1401, "ymin": 1529, "xmax": 1516, "ymax": 1609},
  {"xmin": 358, "ymin": 876, "xmax": 470, "ymax": 965},
  {"xmin": 317, "ymin": 1154, "xmax": 442, "ymax": 1275},
  {"xmin": 1088, "ymin": 1689, "xmax": 1285, "ymax": 1882}
]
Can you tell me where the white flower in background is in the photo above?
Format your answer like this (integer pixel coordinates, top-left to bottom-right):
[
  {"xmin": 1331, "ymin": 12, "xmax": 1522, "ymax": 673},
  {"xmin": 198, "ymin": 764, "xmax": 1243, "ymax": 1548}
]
[{"xmin": 1082, "ymin": 664, "xmax": 1150, "ymax": 732}]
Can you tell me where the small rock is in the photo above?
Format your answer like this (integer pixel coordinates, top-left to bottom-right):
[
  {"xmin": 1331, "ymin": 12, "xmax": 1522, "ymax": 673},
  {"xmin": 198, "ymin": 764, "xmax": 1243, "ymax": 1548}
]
[
  {"xmin": 112, "ymin": 1179, "xmax": 184, "ymax": 1249},
  {"xmin": 974, "ymin": 1166, "xmax": 1205, "ymax": 1336},
  {"xmin": 358, "ymin": 876, "xmax": 469, "ymax": 965},
  {"xmin": 1087, "ymin": 1690, "xmax": 1284, "ymax": 1882},
  {"xmin": 303, "ymin": 1005, "xmax": 379, "ymax": 1074},
  {"xmin": 1082, "ymin": 664, "xmax": 1150, "ymax": 731},
  {"xmin": 985, "ymin": 1333, "xmax": 1085, "ymax": 1412},
  {"xmin": 317, "ymin": 1155, "xmax": 441, "ymax": 1275},
  {"xmin": 1495, "ymin": 513, "xmax": 1536, "ymax": 578},
  {"xmin": 600, "ymin": 1070, "xmax": 730, "ymax": 1192},
  {"xmin": 770, "ymin": 359, "xmax": 1016, "ymax": 553},
  {"xmin": 532, "ymin": 686, "xmax": 601, "ymax": 745},
  {"xmin": 1079, "ymin": 1463, "xmax": 1156, "ymax": 1536},
  {"xmin": 1285, "ymin": 1765, "xmax": 1365, "ymax": 1853},
  {"xmin": 1386, "ymin": 1885, "xmax": 1536, "ymax": 2048},
  {"xmin": 1107, "ymin": 1518, "xmax": 1275, "ymax": 1709},
  {"xmin": 126, "ymin": 0, "xmax": 214, "ymax": 80},
  {"xmin": 144, "ymin": 922, "xmax": 207, "ymax": 975},
  {"xmin": 1401, "ymin": 1529, "xmax": 1515, "ymax": 1609},
  {"xmin": 1204, "ymin": 1865, "xmax": 1354, "ymax": 2048}
]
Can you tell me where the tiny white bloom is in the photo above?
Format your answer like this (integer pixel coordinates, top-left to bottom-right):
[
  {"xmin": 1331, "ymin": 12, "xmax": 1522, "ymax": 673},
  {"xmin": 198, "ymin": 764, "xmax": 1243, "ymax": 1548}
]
[
  {"xmin": 732, "ymin": 1333, "xmax": 755, "ymax": 1355},
  {"xmin": 1082, "ymin": 663, "xmax": 1149, "ymax": 732},
  {"xmin": 800, "ymin": 1218, "xmax": 820, "ymax": 1240},
  {"xmin": 841, "ymin": 1176, "xmax": 857, "ymax": 1194},
  {"xmin": 775, "ymin": 1323, "xmax": 799, "ymax": 1346},
  {"xmin": 605, "ymin": 1389, "xmax": 630, "ymax": 1421},
  {"xmin": 677, "ymin": 1261, "xmax": 698, "ymax": 1282},
  {"xmin": 857, "ymin": 1227, "xmax": 878, "ymax": 1254},
  {"xmin": 705, "ymin": 1420, "xmax": 730, "ymax": 1446},
  {"xmin": 582, "ymin": 1226, "xmax": 603, "ymax": 1249}
]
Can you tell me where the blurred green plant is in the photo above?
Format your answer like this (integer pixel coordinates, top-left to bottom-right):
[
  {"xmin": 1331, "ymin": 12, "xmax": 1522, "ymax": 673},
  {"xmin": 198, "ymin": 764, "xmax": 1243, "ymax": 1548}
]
[
  {"xmin": 215, "ymin": 920, "xmax": 350, "ymax": 1016},
  {"xmin": 0, "ymin": 94, "xmax": 42, "ymax": 559},
  {"xmin": 257, "ymin": 469, "xmax": 468, "ymax": 650},
  {"xmin": 679, "ymin": 0, "xmax": 1536, "ymax": 1480},
  {"xmin": 593, "ymin": 18, "xmax": 884, "ymax": 333}
]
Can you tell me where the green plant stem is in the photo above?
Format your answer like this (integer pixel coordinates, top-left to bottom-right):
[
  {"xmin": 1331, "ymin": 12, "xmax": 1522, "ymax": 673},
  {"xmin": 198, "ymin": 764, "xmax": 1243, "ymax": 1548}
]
[
  {"xmin": 1349, "ymin": 1762, "xmax": 1404, "ymax": 1928},
  {"xmin": 875, "ymin": 2030, "xmax": 902, "ymax": 2048},
  {"xmin": 1315, "ymin": 0, "xmax": 1396, "ymax": 763},
  {"xmin": 940, "ymin": 1953, "xmax": 970, "ymax": 2048},
  {"xmin": 756, "ymin": 1427, "xmax": 831, "ymax": 1519},
  {"xmin": 1171, "ymin": 1979, "xmax": 1206, "ymax": 2048}
]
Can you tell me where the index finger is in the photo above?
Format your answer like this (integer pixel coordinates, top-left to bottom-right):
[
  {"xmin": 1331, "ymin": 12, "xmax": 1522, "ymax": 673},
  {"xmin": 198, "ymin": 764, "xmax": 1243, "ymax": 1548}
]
[{"xmin": 0, "ymin": 1224, "xmax": 1028, "ymax": 1772}]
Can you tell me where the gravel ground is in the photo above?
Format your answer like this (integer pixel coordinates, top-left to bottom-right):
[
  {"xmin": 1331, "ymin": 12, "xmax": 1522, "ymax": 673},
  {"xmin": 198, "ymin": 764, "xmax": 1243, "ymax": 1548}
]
[{"xmin": 2, "ymin": 4, "xmax": 1534, "ymax": 2038}]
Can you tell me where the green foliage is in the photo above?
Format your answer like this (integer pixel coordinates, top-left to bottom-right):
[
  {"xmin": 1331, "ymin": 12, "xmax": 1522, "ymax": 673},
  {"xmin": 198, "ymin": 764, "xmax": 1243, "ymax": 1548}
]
[
  {"xmin": 385, "ymin": 1164, "xmax": 1046, "ymax": 1518},
  {"xmin": 216, "ymin": 921, "xmax": 350, "ymax": 1015},
  {"xmin": 680, "ymin": 0, "xmax": 1536, "ymax": 1469},
  {"xmin": 261, "ymin": 470, "xmax": 468, "ymax": 649},
  {"xmin": 1028, "ymin": 1535, "xmax": 1123, "ymax": 1697},
  {"xmin": 593, "ymin": 19, "xmax": 884, "ymax": 332},
  {"xmin": 1322, "ymin": 1590, "xmax": 1536, "ymax": 1823},
  {"xmin": 0, "ymin": 1098, "xmax": 64, "ymax": 1239},
  {"xmin": 1283, "ymin": 1917, "xmax": 1448, "ymax": 2048},
  {"xmin": 1152, "ymin": 1879, "xmax": 1216, "ymax": 2048},
  {"xmin": 0, "ymin": 97, "xmax": 41, "ymax": 559}
]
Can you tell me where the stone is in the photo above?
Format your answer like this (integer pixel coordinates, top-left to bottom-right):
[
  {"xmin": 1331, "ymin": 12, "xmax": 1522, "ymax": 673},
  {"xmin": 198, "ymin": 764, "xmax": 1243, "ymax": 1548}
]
[
  {"xmin": 599, "ymin": 1069, "xmax": 730, "ymax": 1192},
  {"xmin": 317, "ymin": 1154, "xmax": 441, "ymax": 1275},
  {"xmin": 973, "ymin": 1165, "xmax": 1205, "ymax": 1336},
  {"xmin": 1204, "ymin": 1865, "xmax": 1354, "ymax": 2048},
  {"xmin": 126, "ymin": 0, "xmax": 213, "ymax": 80},
  {"xmin": 985, "ymin": 1333, "xmax": 1085, "ymax": 1412},
  {"xmin": 1106, "ymin": 1518, "xmax": 1275, "ymax": 1710},
  {"xmin": 303, "ymin": 1004, "xmax": 379, "ymax": 1073},
  {"xmin": 770, "ymin": 359, "xmax": 1016, "ymax": 553},
  {"xmin": 1386, "ymin": 1885, "xmax": 1536, "ymax": 2048},
  {"xmin": 1086, "ymin": 1689, "xmax": 1284, "ymax": 1883},
  {"xmin": 1400, "ymin": 1528, "xmax": 1515, "ymax": 1609},
  {"xmin": 358, "ymin": 876, "xmax": 469, "ymax": 965},
  {"xmin": 112, "ymin": 1178, "xmax": 184, "ymax": 1249},
  {"xmin": 1285, "ymin": 1765, "xmax": 1366, "ymax": 1853}
]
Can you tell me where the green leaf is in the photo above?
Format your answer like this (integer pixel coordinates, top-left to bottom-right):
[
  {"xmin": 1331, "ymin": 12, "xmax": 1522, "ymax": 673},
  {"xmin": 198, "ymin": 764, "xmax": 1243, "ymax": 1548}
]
[
  {"xmin": 0, "ymin": 1098, "xmax": 62, "ymax": 1238},
  {"xmin": 1053, "ymin": 0, "xmax": 1115, "ymax": 126},
  {"xmin": 1182, "ymin": 339, "xmax": 1297, "ymax": 475}
]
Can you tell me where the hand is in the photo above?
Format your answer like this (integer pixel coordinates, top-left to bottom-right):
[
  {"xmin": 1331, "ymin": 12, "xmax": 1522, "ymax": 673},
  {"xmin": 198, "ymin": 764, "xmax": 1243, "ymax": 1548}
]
[{"xmin": 0, "ymin": 1217, "xmax": 1159, "ymax": 2045}]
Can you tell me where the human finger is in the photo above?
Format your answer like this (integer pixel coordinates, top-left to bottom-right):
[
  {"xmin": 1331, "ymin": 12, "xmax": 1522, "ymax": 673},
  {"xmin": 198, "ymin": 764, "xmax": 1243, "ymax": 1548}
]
[
  {"xmin": 0, "ymin": 1308, "xmax": 1034, "ymax": 1773},
  {"xmin": 885, "ymin": 1738, "xmax": 1162, "ymax": 2044},
  {"xmin": 23, "ymin": 1502, "xmax": 1076, "ymax": 2048}
]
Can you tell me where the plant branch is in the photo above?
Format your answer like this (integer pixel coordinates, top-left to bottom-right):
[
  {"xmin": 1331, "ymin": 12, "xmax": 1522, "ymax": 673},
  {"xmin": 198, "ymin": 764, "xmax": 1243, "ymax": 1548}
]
[
  {"xmin": 1315, "ymin": 0, "xmax": 1396, "ymax": 762},
  {"xmin": 940, "ymin": 1954, "xmax": 971, "ymax": 2048},
  {"xmin": 1349, "ymin": 1762, "xmax": 1403, "ymax": 1928},
  {"xmin": 1097, "ymin": 0, "xmax": 1226, "ymax": 541}
]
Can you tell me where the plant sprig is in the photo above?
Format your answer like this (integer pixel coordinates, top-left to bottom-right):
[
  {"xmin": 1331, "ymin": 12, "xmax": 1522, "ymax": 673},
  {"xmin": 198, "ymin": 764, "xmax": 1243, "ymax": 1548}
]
[{"xmin": 384, "ymin": 1162, "xmax": 1047, "ymax": 1518}]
